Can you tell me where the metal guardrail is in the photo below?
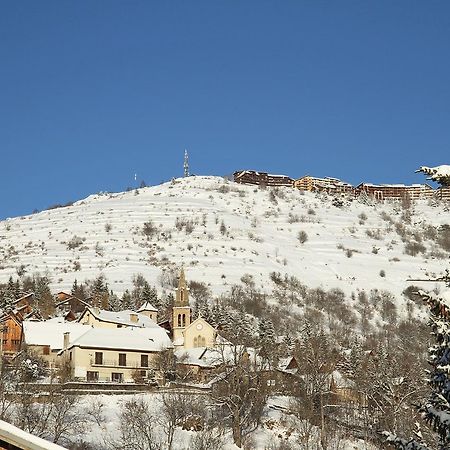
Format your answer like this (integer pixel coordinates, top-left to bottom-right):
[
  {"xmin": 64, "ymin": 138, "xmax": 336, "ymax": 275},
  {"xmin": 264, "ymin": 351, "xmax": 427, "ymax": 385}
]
[{"xmin": 0, "ymin": 419, "xmax": 67, "ymax": 449}]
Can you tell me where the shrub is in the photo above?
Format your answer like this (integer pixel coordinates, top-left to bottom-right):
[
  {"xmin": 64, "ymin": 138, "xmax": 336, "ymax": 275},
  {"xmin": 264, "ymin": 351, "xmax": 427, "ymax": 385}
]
[
  {"xmin": 67, "ymin": 235, "xmax": 84, "ymax": 250},
  {"xmin": 220, "ymin": 220, "xmax": 226, "ymax": 235},
  {"xmin": 379, "ymin": 269, "xmax": 386, "ymax": 277},
  {"xmin": 404, "ymin": 241, "xmax": 426, "ymax": 256},
  {"xmin": 297, "ymin": 231, "xmax": 308, "ymax": 244},
  {"xmin": 105, "ymin": 222, "xmax": 112, "ymax": 233},
  {"xmin": 143, "ymin": 219, "xmax": 157, "ymax": 237}
]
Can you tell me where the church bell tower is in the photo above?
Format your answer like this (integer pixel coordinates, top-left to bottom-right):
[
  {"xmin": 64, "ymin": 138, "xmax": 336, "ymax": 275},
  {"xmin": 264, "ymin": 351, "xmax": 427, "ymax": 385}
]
[{"xmin": 172, "ymin": 268, "xmax": 191, "ymax": 343}]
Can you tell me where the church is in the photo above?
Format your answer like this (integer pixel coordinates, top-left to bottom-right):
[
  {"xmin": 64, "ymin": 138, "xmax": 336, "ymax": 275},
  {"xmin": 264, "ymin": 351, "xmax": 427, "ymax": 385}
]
[{"xmin": 171, "ymin": 268, "xmax": 217, "ymax": 350}]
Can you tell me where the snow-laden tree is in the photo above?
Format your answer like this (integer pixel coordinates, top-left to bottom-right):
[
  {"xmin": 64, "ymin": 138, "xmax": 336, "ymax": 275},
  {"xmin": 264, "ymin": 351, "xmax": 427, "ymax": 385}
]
[
  {"xmin": 384, "ymin": 273, "xmax": 450, "ymax": 449},
  {"xmin": 416, "ymin": 165, "xmax": 450, "ymax": 187}
]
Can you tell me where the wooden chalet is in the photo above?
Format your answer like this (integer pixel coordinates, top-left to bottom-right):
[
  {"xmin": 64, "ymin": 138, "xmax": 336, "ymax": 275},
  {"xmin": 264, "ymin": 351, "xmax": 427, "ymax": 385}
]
[
  {"xmin": 233, "ymin": 170, "xmax": 294, "ymax": 187},
  {"xmin": 12, "ymin": 292, "xmax": 35, "ymax": 311},
  {"xmin": 55, "ymin": 292, "xmax": 91, "ymax": 321},
  {"xmin": 294, "ymin": 175, "xmax": 353, "ymax": 194},
  {"xmin": 355, "ymin": 183, "xmax": 434, "ymax": 201},
  {"xmin": 0, "ymin": 293, "xmax": 40, "ymax": 359},
  {"xmin": 0, "ymin": 311, "xmax": 23, "ymax": 358}
]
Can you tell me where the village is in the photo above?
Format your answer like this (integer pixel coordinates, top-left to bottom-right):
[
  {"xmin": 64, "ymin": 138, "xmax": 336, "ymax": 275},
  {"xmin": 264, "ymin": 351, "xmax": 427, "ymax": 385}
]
[{"xmin": 0, "ymin": 269, "xmax": 305, "ymax": 391}]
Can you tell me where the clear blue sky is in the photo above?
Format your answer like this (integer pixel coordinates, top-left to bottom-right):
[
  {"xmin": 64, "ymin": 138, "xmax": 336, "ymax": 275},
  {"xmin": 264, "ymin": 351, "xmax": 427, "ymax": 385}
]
[{"xmin": 1, "ymin": 1, "xmax": 449, "ymax": 218}]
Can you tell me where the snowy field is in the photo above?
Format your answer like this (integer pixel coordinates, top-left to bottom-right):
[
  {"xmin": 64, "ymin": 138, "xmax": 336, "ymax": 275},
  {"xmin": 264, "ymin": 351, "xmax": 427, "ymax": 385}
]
[
  {"xmin": 0, "ymin": 176, "xmax": 448, "ymax": 310},
  {"xmin": 72, "ymin": 392, "xmax": 379, "ymax": 450}
]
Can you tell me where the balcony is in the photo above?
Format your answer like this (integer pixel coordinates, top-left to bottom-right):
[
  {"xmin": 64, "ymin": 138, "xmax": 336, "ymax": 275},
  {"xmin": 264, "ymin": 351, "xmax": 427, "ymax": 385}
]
[{"xmin": 90, "ymin": 359, "xmax": 149, "ymax": 369}]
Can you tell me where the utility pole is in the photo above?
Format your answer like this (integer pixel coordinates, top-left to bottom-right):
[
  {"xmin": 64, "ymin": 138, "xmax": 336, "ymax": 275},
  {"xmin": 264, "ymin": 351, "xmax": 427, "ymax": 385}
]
[{"xmin": 184, "ymin": 149, "xmax": 189, "ymax": 178}]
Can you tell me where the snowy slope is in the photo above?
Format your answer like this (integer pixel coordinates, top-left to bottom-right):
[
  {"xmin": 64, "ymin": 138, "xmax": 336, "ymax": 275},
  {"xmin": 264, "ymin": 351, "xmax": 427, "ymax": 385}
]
[{"xmin": 0, "ymin": 176, "xmax": 448, "ymax": 302}]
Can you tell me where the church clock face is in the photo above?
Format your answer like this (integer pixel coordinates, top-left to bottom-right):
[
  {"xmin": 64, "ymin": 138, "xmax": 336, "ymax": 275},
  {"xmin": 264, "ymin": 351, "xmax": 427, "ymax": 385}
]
[{"xmin": 196, "ymin": 323, "xmax": 203, "ymax": 331}]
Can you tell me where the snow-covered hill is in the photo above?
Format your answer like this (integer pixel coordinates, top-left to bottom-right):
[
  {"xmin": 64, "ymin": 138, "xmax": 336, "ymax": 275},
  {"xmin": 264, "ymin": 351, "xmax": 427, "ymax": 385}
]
[{"xmin": 0, "ymin": 176, "xmax": 448, "ymax": 304}]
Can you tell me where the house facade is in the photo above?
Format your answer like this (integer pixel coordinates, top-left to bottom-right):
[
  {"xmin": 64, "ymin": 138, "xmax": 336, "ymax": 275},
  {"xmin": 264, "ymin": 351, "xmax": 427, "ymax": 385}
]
[{"xmin": 60, "ymin": 326, "xmax": 172, "ymax": 383}]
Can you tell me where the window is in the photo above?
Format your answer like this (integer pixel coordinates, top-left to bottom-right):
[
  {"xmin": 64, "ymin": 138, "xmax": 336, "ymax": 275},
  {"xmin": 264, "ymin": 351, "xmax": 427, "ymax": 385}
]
[
  {"xmin": 119, "ymin": 353, "xmax": 127, "ymax": 367},
  {"xmin": 87, "ymin": 371, "xmax": 99, "ymax": 382},
  {"xmin": 141, "ymin": 354, "xmax": 149, "ymax": 367},
  {"xmin": 194, "ymin": 336, "xmax": 206, "ymax": 348},
  {"xmin": 181, "ymin": 314, "xmax": 186, "ymax": 327},
  {"xmin": 111, "ymin": 372, "xmax": 123, "ymax": 383},
  {"xmin": 95, "ymin": 352, "xmax": 103, "ymax": 365},
  {"xmin": 177, "ymin": 314, "xmax": 182, "ymax": 327}
]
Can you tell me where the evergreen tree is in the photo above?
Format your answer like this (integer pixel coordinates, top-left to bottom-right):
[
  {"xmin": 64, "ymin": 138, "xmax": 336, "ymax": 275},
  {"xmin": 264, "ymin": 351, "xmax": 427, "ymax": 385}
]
[
  {"xmin": 3, "ymin": 276, "xmax": 17, "ymax": 308},
  {"xmin": 35, "ymin": 275, "xmax": 54, "ymax": 318},
  {"xmin": 140, "ymin": 282, "xmax": 160, "ymax": 310},
  {"xmin": 384, "ymin": 275, "xmax": 450, "ymax": 450},
  {"xmin": 121, "ymin": 290, "xmax": 133, "ymax": 310},
  {"xmin": 91, "ymin": 274, "xmax": 109, "ymax": 309},
  {"xmin": 71, "ymin": 279, "xmax": 87, "ymax": 301},
  {"xmin": 108, "ymin": 290, "xmax": 121, "ymax": 312}
]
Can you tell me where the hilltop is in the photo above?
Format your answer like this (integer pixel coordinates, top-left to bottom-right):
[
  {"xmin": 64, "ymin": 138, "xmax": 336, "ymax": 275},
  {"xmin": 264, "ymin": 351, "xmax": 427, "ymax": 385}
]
[{"xmin": 0, "ymin": 176, "xmax": 448, "ymax": 308}]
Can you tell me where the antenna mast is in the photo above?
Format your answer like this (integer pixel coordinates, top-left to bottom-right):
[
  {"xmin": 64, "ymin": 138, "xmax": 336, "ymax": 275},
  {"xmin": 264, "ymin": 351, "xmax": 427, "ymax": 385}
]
[{"xmin": 184, "ymin": 149, "xmax": 189, "ymax": 177}]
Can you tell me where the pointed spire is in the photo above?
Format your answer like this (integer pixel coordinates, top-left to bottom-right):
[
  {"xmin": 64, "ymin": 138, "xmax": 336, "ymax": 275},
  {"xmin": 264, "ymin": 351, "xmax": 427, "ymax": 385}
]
[{"xmin": 175, "ymin": 268, "xmax": 189, "ymax": 306}]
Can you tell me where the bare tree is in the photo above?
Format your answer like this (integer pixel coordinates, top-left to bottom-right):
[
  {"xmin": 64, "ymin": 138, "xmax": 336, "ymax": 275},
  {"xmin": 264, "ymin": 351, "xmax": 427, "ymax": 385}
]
[
  {"xmin": 210, "ymin": 343, "xmax": 268, "ymax": 448},
  {"xmin": 111, "ymin": 397, "xmax": 162, "ymax": 450}
]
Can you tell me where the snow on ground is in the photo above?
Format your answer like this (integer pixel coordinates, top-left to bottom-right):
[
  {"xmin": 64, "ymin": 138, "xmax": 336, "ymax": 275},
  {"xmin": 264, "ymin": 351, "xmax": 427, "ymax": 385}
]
[
  {"xmin": 0, "ymin": 176, "xmax": 448, "ymax": 308},
  {"xmin": 73, "ymin": 393, "xmax": 380, "ymax": 450}
]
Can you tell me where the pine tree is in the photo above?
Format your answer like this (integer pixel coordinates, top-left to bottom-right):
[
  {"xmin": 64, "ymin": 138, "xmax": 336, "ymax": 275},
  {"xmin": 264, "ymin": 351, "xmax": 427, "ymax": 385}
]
[
  {"xmin": 140, "ymin": 282, "xmax": 160, "ymax": 310},
  {"xmin": 121, "ymin": 290, "xmax": 133, "ymax": 310},
  {"xmin": 35, "ymin": 275, "xmax": 54, "ymax": 318},
  {"xmin": 91, "ymin": 275, "xmax": 109, "ymax": 309},
  {"xmin": 384, "ymin": 276, "xmax": 450, "ymax": 450},
  {"xmin": 108, "ymin": 290, "xmax": 121, "ymax": 312}
]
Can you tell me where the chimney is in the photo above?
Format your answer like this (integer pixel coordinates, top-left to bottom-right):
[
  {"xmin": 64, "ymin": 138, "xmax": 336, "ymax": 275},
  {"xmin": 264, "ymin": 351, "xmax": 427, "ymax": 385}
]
[
  {"xmin": 63, "ymin": 332, "xmax": 70, "ymax": 350},
  {"xmin": 130, "ymin": 313, "xmax": 138, "ymax": 323}
]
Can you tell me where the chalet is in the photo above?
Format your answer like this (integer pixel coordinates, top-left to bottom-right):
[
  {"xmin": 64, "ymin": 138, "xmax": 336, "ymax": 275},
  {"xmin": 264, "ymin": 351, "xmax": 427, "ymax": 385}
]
[
  {"xmin": 329, "ymin": 370, "xmax": 367, "ymax": 407},
  {"xmin": 59, "ymin": 326, "xmax": 172, "ymax": 383},
  {"xmin": 0, "ymin": 311, "xmax": 23, "ymax": 359},
  {"xmin": 12, "ymin": 292, "xmax": 35, "ymax": 311},
  {"xmin": 55, "ymin": 293, "xmax": 91, "ymax": 322},
  {"xmin": 233, "ymin": 170, "xmax": 294, "ymax": 187},
  {"xmin": 22, "ymin": 319, "xmax": 91, "ymax": 364},
  {"xmin": 0, "ymin": 294, "xmax": 38, "ymax": 359},
  {"xmin": 355, "ymin": 183, "xmax": 434, "ymax": 201},
  {"xmin": 175, "ymin": 342, "xmax": 250, "ymax": 383},
  {"xmin": 294, "ymin": 175, "xmax": 353, "ymax": 194}
]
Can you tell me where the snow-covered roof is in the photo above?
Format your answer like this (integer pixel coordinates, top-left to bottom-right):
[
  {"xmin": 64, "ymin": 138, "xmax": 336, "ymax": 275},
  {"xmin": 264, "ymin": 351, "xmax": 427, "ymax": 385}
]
[
  {"xmin": 331, "ymin": 370, "xmax": 356, "ymax": 389},
  {"xmin": 81, "ymin": 307, "xmax": 159, "ymax": 328},
  {"xmin": 136, "ymin": 301, "xmax": 158, "ymax": 313},
  {"xmin": 175, "ymin": 344, "xmax": 255, "ymax": 368},
  {"xmin": 66, "ymin": 326, "xmax": 172, "ymax": 352},
  {"xmin": 23, "ymin": 319, "xmax": 91, "ymax": 350},
  {"xmin": 358, "ymin": 183, "xmax": 431, "ymax": 188}
]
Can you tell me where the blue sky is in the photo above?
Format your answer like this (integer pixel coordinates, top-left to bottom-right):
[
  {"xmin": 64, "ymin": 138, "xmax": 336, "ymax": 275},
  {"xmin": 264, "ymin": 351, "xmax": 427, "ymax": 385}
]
[{"xmin": 1, "ymin": 1, "xmax": 449, "ymax": 218}]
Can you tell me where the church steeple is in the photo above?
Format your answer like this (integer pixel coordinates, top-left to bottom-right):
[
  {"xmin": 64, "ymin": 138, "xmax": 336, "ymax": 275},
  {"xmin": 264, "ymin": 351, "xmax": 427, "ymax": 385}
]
[
  {"xmin": 175, "ymin": 268, "xmax": 189, "ymax": 306},
  {"xmin": 172, "ymin": 268, "xmax": 191, "ymax": 344}
]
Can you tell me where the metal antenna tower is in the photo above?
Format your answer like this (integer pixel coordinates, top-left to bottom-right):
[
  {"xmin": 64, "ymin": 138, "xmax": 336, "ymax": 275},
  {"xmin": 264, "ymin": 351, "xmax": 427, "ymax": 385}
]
[{"xmin": 184, "ymin": 149, "xmax": 189, "ymax": 177}]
